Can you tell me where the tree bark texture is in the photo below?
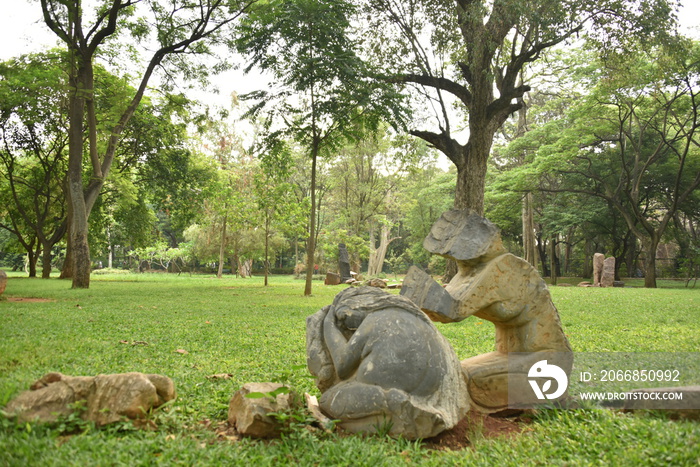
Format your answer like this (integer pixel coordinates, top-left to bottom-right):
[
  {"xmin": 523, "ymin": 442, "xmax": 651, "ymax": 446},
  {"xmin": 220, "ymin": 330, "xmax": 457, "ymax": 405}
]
[
  {"xmin": 304, "ymin": 146, "xmax": 319, "ymax": 296},
  {"xmin": 367, "ymin": 223, "xmax": 397, "ymax": 277},
  {"xmin": 217, "ymin": 213, "xmax": 227, "ymax": 279}
]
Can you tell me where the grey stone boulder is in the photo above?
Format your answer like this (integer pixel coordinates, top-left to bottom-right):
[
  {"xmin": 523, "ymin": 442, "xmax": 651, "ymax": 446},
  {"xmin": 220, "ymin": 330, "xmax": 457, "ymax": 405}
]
[
  {"xmin": 306, "ymin": 287, "xmax": 468, "ymax": 439},
  {"xmin": 228, "ymin": 382, "xmax": 291, "ymax": 438}
]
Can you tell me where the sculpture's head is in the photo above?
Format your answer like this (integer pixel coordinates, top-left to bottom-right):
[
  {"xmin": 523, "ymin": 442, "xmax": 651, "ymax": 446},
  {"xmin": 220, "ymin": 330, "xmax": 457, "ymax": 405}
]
[
  {"xmin": 334, "ymin": 306, "xmax": 369, "ymax": 332},
  {"xmin": 329, "ymin": 287, "xmax": 433, "ymax": 336},
  {"xmin": 423, "ymin": 210, "xmax": 505, "ymax": 263}
]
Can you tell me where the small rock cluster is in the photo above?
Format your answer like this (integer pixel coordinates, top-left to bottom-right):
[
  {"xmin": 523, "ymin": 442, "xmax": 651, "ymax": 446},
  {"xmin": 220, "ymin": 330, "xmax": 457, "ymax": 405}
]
[{"xmin": 4, "ymin": 372, "xmax": 176, "ymax": 426}]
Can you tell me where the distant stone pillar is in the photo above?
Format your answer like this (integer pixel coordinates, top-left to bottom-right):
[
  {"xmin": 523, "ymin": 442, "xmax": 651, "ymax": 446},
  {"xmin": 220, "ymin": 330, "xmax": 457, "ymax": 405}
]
[
  {"xmin": 601, "ymin": 257, "xmax": 616, "ymax": 287},
  {"xmin": 338, "ymin": 244, "xmax": 352, "ymax": 282},
  {"xmin": 593, "ymin": 253, "xmax": 605, "ymax": 287}
]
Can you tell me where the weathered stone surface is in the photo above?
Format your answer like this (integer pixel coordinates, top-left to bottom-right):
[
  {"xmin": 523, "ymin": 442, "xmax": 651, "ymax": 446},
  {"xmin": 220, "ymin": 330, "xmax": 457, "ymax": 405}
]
[
  {"xmin": 87, "ymin": 373, "xmax": 168, "ymax": 425},
  {"xmin": 601, "ymin": 257, "xmax": 615, "ymax": 287},
  {"xmin": 228, "ymin": 382, "xmax": 291, "ymax": 438},
  {"xmin": 3, "ymin": 372, "xmax": 176, "ymax": 425},
  {"xmin": 304, "ymin": 393, "xmax": 333, "ymax": 430},
  {"xmin": 0, "ymin": 270, "xmax": 7, "ymax": 296},
  {"xmin": 401, "ymin": 210, "xmax": 573, "ymax": 413},
  {"xmin": 324, "ymin": 272, "xmax": 341, "ymax": 285},
  {"xmin": 365, "ymin": 278, "xmax": 387, "ymax": 288},
  {"xmin": 593, "ymin": 253, "xmax": 605, "ymax": 286},
  {"xmin": 622, "ymin": 386, "xmax": 700, "ymax": 420},
  {"xmin": 338, "ymin": 244, "xmax": 352, "ymax": 282},
  {"xmin": 423, "ymin": 210, "xmax": 500, "ymax": 261},
  {"xmin": 306, "ymin": 287, "xmax": 468, "ymax": 439},
  {"xmin": 400, "ymin": 266, "xmax": 460, "ymax": 323}
]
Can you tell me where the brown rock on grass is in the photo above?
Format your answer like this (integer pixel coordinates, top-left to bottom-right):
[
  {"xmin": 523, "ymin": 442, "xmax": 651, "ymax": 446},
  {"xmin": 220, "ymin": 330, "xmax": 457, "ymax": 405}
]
[
  {"xmin": 3, "ymin": 372, "xmax": 176, "ymax": 426},
  {"xmin": 228, "ymin": 382, "xmax": 291, "ymax": 438}
]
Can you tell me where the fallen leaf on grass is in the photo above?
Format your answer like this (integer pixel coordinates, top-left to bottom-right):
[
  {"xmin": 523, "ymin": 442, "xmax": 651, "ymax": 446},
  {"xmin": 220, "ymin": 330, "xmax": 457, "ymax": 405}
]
[
  {"xmin": 205, "ymin": 321, "xmax": 211, "ymax": 324},
  {"xmin": 206, "ymin": 373, "xmax": 233, "ymax": 380},
  {"xmin": 132, "ymin": 341, "xmax": 149, "ymax": 346},
  {"xmin": 175, "ymin": 349, "xmax": 189, "ymax": 355},
  {"xmin": 119, "ymin": 340, "xmax": 130, "ymax": 345}
]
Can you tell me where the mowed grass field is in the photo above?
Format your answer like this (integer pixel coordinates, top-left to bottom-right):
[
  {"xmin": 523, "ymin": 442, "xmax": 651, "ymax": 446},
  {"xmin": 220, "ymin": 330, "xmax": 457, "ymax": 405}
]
[{"xmin": 1, "ymin": 272, "xmax": 699, "ymax": 466}]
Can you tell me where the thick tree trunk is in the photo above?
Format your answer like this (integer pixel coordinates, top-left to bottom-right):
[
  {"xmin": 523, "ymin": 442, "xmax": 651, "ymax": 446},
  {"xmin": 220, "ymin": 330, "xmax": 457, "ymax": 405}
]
[
  {"xmin": 238, "ymin": 258, "xmax": 252, "ymax": 278},
  {"xmin": 67, "ymin": 62, "xmax": 91, "ymax": 289},
  {"xmin": 454, "ymin": 151, "xmax": 488, "ymax": 214},
  {"xmin": 41, "ymin": 244, "xmax": 52, "ymax": 279},
  {"xmin": 27, "ymin": 245, "xmax": 41, "ymax": 278},
  {"xmin": 643, "ymin": 237, "xmax": 660, "ymax": 288}
]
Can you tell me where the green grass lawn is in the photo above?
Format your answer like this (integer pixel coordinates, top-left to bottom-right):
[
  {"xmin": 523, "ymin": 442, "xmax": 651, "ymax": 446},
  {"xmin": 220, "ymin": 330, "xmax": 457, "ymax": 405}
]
[{"xmin": 0, "ymin": 272, "xmax": 698, "ymax": 466}]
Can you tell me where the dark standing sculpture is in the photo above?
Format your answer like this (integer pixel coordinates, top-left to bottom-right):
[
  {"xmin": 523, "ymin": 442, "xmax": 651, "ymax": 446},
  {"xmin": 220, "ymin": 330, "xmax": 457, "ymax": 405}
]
[{"xmin": 338, "ymin": 243, "xmax": 352, "ymax": 282}]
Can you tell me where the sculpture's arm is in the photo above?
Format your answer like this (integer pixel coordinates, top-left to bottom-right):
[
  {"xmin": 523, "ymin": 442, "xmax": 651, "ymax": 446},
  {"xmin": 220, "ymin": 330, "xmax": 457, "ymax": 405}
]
[
  {"xmin": 400, "ymin": 266, "xmax": 462, "ymax": 322},
  {"xmin": 323, "ymin": 309, "xmax": 367, "ymax": 380}
]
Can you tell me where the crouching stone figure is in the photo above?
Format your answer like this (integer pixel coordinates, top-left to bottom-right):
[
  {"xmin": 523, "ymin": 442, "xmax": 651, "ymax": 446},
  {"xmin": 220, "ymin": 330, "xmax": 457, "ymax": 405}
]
[
  {"xmin": 306, "ymin": 287, "xmax": 468, "ymax": 439},
  {"xmin": 400, "ymin": 210, "xmax": 573, "ymax": 413}
]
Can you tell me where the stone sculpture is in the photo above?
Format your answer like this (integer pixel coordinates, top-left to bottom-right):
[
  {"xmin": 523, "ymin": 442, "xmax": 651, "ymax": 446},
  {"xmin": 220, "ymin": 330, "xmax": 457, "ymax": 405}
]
[
  {"xmin": 602, "ymin": 257, "xmax": 616, "ymax": 287},
  {"xmin": 3, "ymin": 372, "xmax": 176, "ymax": 426},
  {"xmin": 593, "ymin": 253, "xmax": 605, "ymax": 286},
  {"xmin": 306, "ymin": 287, "xmax": 468, "ymax": 439},
  {"xmin": 338, "ymin": 243, "xmax": 352, "ymax": 282},
  {"xmin": 400, "ymin": 210, "xmax": 573, "ymax": 413},
  {"xmin": 592, "ymin": 253, "xmax": 617, "ymax": 287}
]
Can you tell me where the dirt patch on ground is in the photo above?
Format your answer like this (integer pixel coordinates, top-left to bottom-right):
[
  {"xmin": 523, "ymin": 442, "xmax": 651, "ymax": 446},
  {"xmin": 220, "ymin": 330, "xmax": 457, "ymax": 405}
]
[
  {"xmin": 423, "ymin": 410, "xmax": 530, "ymax": 451},
  {"xmin": 203, "ymin": 410, "xmax": 531, "ymax": 451},
  {"xmin": 5, "ymin": 297, "xmax": 55, "ymax": 303}
]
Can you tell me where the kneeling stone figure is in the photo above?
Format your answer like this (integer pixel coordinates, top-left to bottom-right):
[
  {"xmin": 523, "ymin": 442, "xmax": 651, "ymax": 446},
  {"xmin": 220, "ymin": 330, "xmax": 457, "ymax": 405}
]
[{"xmin": 306, "ymin": 287, "xmax": 468, "ymax": 439}]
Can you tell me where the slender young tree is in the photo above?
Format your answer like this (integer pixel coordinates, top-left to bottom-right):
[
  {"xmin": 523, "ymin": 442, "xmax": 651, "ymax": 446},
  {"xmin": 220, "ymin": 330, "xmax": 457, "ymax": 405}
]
[
  {"xmin": 40, "ymin": 0, "xmax": 255, "ymax": 288},
  {"xmin": 236, "ymin": 0, "xmax": 407, "ymax": 295}
]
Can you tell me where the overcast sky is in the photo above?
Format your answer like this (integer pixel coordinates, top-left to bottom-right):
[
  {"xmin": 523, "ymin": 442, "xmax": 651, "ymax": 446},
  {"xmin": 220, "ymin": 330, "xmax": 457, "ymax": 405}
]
[{"xmin": 0, "ymin": 1, "xmax": 698, "ymax": 109}]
